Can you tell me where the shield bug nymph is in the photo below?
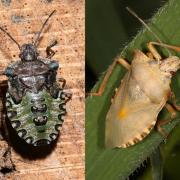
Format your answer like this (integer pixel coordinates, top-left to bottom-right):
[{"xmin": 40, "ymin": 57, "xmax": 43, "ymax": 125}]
[{"xmin": 0, "ymin": 10, "xmax": 72, "ymax": 146}]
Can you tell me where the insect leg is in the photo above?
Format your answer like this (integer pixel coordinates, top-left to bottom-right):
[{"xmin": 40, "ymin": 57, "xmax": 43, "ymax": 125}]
[
  {"xmin": 46, "ymin": 40, "xmax": 58, "ymax": 59},
  {"xmin": 146, "ymin": 52, "xmax": 154, "ymax": 59},
  {"xmin": 58, "ymin": 78, "xmax": 72, "ymax": 102},
  {"xmin": 64, "ymin": 93, "xmax": 72, "ymax": 103},
  {"xmin": 156, "ymin": 103, "xmax": 177, "ymax": 137},
  {"xmin": 147, "ymin": 42, "xmax": 162, "ymax": 61},
  {"xmin": 0, "ymin": 80, "xmax": 15, "ymax": 170},
  {"xmin": 148, "ymin": 41, "xmax": 180, "ymax": 61},
  {"xmin": 88, "ymin": 58, "xmax": 131, "ymax": 96},
  {"xmin": 0, "ymin": 111, "xmax": 15, "ymax": 170},
  {"xmin": 58, "ymin": 78, "xmax": 66, "ymax": 88},
  {"xmin": 0, "ymin": 80, "xmax": 8, "ymax": 138},
  {"xmin": 169, "ymin": 91, "xmax": 180, "ymax": 111}
]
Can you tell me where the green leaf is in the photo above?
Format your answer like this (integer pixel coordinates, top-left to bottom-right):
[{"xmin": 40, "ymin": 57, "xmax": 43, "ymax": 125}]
[
  {"xmin": 86, "ymin": 0, "xmax": 180, "ymax": 179},
  {"xmin": 150, "ymin": 147, "xmax": 163, "ymax": 180}
]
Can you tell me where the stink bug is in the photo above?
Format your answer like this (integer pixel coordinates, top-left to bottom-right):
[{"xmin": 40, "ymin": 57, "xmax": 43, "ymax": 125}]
[
  {"xmin": 89, "ymin": 8, "xmax": 180, "ymax": 148},
  {"xmin": 0, "ymin": 10, "xmax": 72, "ymax": 146}
]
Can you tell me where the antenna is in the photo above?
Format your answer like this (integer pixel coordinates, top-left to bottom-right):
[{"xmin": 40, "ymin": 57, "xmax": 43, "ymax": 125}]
[
  {"xmin": 0, "ymin": 26, "xmax": 21, "ymax": 50},
  {"xmin": 34, "ymin": 10, "xmax": 56, "ymax": 47},
  {"xmin": 126, "ymin": 7, "xmax": 171, "ymax": 56}
]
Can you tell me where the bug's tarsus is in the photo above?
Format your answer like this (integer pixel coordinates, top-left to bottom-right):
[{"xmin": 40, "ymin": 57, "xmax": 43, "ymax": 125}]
[
  {"xmin": 46, "ymin": 40, "xmax": 58, "ymax": 58},
  {"xmin": 34, "ymin": 10, "xmax": 56, "ymax": 47},
  {"xmin": 0, "ymin": 26, "xmax": 21, "ymax": 50},
  {"xmin": 155, "ymin": 103, "xmax": 177, "ymax": 138},
  {"xmin": 64, "ymin": 93, "xmax": 72, "ymax": 103}
]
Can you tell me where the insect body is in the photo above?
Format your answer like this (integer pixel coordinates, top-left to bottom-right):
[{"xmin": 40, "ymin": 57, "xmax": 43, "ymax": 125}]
[
  {"xmin": 105, "ymin": 47, "xmax": 180, "ymax": 148},
  {"xmin": 0, "ymin": 11, "xmax": 71, "ymax": 146},
  {"xmin": 91, "ymin": 42, "xmax": 180, "ymax": 148}
]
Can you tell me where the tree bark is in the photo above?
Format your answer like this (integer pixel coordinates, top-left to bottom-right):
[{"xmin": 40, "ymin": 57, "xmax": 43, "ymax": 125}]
[{"xmin": 0, "ymin": 0, "xmax": 84, "ymax": 179}]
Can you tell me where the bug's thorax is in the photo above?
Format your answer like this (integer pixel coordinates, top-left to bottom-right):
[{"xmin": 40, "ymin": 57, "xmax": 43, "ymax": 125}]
[
  {"xmin": 105, "ymin": 50, "xmax": 180, "ymax": 149},
  {"xmin": 14, "ymin": 60, "xmax": 49, "ymax": 76},
  {"xmin": 13, "ymin": 60, "xmax": 49, "ymax": 93},
  {"xmin": 131, "ymin": 50, "xmax": 178, "ymax": 104}
]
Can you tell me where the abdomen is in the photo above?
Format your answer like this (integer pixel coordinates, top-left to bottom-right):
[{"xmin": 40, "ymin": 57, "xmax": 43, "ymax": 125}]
[{"xmin": 6, "ymin": 89, "xmax": 67, "ymax": 146}]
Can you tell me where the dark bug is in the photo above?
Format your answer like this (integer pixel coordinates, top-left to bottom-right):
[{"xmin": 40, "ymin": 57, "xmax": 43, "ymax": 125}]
[{"xmin": 0, "ymin": 10, "xmax": 72, "ymax": 146}]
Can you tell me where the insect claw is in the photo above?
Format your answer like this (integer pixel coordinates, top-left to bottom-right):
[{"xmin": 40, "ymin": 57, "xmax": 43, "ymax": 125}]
[{"xmin": 157, "ymin": 125, "xmax": 168, "ymax": 139}]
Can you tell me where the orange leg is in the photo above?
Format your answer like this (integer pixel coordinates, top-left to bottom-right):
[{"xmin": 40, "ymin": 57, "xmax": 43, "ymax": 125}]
[
  {"xmin": 156, "ymin": 103, "xmax": 177, "ymax": 137},
  {"xmin": 169, "ymin": 92, "xmax": 180, "ymax": 111},
  {"xmin": 89, "ymin": 58, "xmax": 130, "ymax": 96},
  {"xmin": 147, "ymin": 41, "xmax": 180, "ymax": 61}
]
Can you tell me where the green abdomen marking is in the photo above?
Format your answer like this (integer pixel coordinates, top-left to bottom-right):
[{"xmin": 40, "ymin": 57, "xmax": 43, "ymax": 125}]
[{"xmin": 6, "ymin": 89, "xmax": 66, "ymax": 146}]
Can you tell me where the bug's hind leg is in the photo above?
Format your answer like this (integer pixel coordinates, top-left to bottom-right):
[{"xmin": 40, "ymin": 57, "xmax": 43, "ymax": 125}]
[
  {"xmin": 0, "ymin": 114, "xmax": 15, "ymax": 171},
  {"xmin": 156, "ymin": 103, "xmax": 177, "ymax": 138},
  {"xmin": 46, "ymin": 40, "xmax": 58, "ymax": 59},
  {"xmin": 58, "ymin": 78, "xmax": 72, "ymax": 102},
  {"xmin": 169, "ymin": 91, "xmax": 180, "ymax": 111},
  {"xmin": 0, "ymin": 90, "xmax": 15, "ymax": 171},
  {"xmin": 0, "ymin": 80, "xmax": 8, "ymax": 139},
  {"xmin": 88, "ymin": 58, "xmax": 131, "ymax": 96}
]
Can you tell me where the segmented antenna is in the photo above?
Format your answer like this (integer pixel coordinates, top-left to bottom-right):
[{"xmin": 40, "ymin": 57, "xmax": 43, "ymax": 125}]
[
  {"xmin": 0, "ymin": 26, "xmax": 21, "ymax": 50},
  {"xmin": 34, "ymin": 10, "xmax": 56, "ymax": 47},
  {"xmin": 126, "ymin": 7, "xmax": 171, "ymax": 56}
]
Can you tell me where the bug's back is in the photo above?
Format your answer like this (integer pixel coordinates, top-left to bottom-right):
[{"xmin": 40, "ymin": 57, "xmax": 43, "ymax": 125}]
[
  {"xmin": 5, "ymin": 58, "xmax": 70, "ymax": 146},
  {"xmin": 105, "ymin": 50, "xmax": 171, "ymax": 148}
]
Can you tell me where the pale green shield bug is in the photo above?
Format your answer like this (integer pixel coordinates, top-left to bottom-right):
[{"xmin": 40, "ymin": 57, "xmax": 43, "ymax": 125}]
[
  {"xmin": 89, "ymin": 8, "xmax": 180, "ymax": 148},
  {"xmin": 0, "ymin": 10, "xmax": 72, "ymax": 146}
]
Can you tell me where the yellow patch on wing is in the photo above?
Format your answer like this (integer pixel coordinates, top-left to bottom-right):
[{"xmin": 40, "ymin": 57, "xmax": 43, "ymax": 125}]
[{"xmin": 118, "ymin": 107, "xmax": 128, "ymax": 120}]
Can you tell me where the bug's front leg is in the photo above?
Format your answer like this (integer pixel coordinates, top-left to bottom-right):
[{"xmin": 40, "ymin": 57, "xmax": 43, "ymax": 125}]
[
  {"xmin": 0, "ymin": 79, "xmax": 8, "ymax": 139},
  {"xmin": 0, "ymin": 110, "xmax": 15, "ymax": 171},
  {"xmin": 57, "ymin": 78, "xmax": 72, "ymax": 102},
  {"xmin": 58, "ymin": 78, "xmax": 66, "ymax": 89},
  {"xmin": 46, "ymin": 40, "xmax": 58, "ymax": 59},
  {"xmin": 88, "ymin": 58, "xmax": 131, "ymax": 97}
]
